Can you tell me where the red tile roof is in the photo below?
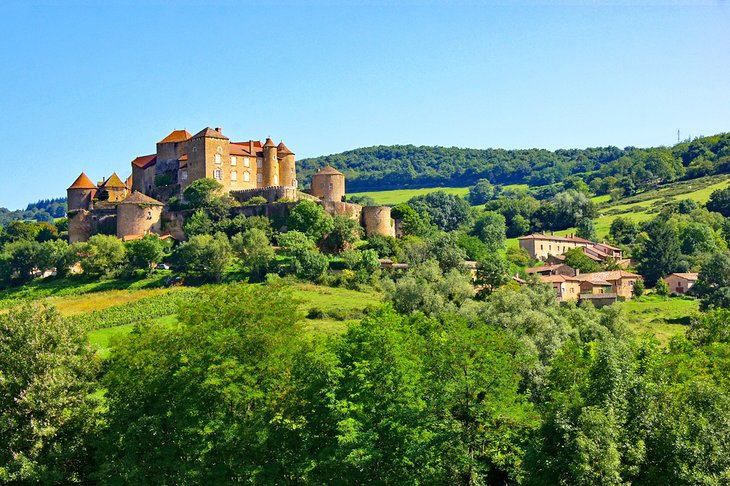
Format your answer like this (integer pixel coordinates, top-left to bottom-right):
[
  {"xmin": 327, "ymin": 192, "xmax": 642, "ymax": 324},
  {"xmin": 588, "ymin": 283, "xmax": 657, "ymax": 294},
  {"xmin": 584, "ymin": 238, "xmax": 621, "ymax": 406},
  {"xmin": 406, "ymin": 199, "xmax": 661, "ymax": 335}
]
[
  {"xmin": 158, "ymin": 129, "xmax": 192, "ymax": 144},
  {"xmin": 277, "ymin": 141, "xmax": 294, "ymax": 155},
  {"xmin": 264, "ymin": 137, "xmax": 276, "ymax": 147},
  {"xmin": 518, "ymin": 233, "xmax": 594, "ymax": 244},
  {"xmin": 669, "ymin": 272, "xmax": 699, "ymax": 281},
  {"xmin": 131, "ymin": 154, "xmax": 157, "ymax": 169},
  {"xmin": 68, "ymin": 172, "xmax": 97, "ymax": 190},
  {"xmin": 192, "ymin": 127, "xmax": 229, "ymax": 140},
  {"xmin": 576, "ymin": 270, "xmax": 640, "ymax": 282},
  {"xmin": 316, "ymin": 165, "xmax": 344, "ymax": 176}
]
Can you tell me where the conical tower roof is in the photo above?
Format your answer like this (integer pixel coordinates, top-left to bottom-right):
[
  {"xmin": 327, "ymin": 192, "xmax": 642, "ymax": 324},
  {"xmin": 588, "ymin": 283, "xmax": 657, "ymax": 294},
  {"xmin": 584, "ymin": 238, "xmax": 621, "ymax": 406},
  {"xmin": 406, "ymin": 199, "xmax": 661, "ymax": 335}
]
[
  {"xmin": 264, "ymin": 137, "xmax": 276, "ymax": 148},
  {"xmin": 117, "ymin": 191, "xmax": 164, "ymax": 206},
  {"xmin": 316, "ymin": 165, "xmax": 343, "ymax": 176},
  {"xmin": 68, "ymin": 172, "xmax": 97, "ymax": 190},
  {"xmin": 99, "ymin": 172, "xmax": 126, "ymax": 188},
  {"xmin": 277, "ymin": 141, "xmax": 294, "ymax": 155}
]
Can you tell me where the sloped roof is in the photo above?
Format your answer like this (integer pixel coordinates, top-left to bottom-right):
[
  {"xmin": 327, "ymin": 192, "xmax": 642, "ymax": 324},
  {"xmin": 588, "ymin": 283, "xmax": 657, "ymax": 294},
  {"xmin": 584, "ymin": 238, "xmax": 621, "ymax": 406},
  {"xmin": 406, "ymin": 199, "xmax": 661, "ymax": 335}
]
[
  {"xmin": 277, "ymin": 141, "xmax": 294, "ymax": 155},
  {"xmin": 191, "ymin": 127, "xmax": 229, "ymax": 140},
  {"xmin": 131, "ymin": 154, "xmax": 157, "ymax": 169},
  {"xmin": 577, "ymin": 270, "xmax": 640, "ymax": 282},
  {"xmin": 315, "ymin": 165, "xmax": 344, "ymax": 176},
  {"xmin": 117, "ymin": 191, "xmax": 164, "ymax": 206},
  {"xmin": 526, "ymin": 264, "xmax": 572, "ymax": 274},
  {"xmin": 669, "ymin": 272, "xmax": 699, "ymax": 281},
  {"xmin": 264, "ymin": 137, "xmax": 276, "ymax": 147},
  {"xmin": 596, "ymin": 241, "xmax": 622, "ymax": 251},
  {"xmin": 540, "ymin": 275, "xmax": 572, "ymax": 283},
  {"xmin": 68, "ymin": 172, "xmax": 97, "ymax": 190},
  {"xmin": 158, "ymin": 129, "xmax": 192, "ymax": 144},
  {"xmin": 518, "ymin": 233, "xmax": 594, "ymax": 244},
  {"xmin": 99, "ymin": 172, "xmax": 126, "ymax": 188}
]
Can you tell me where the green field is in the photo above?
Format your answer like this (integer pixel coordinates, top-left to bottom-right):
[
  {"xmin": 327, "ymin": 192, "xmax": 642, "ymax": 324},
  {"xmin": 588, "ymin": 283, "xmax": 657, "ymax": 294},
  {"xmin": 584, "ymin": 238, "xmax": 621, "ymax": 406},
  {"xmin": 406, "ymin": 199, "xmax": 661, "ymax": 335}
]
[
  {"xmin": 349, "ymin": 186, "xmax": 470, "ymax": 205},
  {"xmin": 616, "ymin": 294, "xmax": 699, "ymax": 344}
]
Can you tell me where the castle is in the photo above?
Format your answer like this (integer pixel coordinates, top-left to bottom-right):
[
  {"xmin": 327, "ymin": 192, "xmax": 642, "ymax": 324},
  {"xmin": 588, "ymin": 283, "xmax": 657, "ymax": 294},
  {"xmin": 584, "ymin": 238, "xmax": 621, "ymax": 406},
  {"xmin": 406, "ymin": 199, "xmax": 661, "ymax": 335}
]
[{"xmin": 67, "ymin": 127, "xmax": 395, "ymax": 243}]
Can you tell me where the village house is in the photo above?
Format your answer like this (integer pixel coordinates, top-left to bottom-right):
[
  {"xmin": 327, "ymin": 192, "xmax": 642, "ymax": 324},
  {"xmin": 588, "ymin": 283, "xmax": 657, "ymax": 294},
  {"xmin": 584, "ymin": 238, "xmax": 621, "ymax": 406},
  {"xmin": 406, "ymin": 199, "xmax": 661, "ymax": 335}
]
[
  {"xmin": 525, "ymin": 263, "xmax": 578, "ymax": 278},
  {"xmin": 518, "ymin": 233, "xmax": 593, "ymax": 261},
  {"xmin": 665, "ymin": 272, "xmax": 699, "ymax": 294},
  {"xmin": 538, "ymin": 269, "xmax": 641, "ymax": 306},
  {"xmin": 541, "ymin": 274, "xmax": 581, "ymax": 302}
]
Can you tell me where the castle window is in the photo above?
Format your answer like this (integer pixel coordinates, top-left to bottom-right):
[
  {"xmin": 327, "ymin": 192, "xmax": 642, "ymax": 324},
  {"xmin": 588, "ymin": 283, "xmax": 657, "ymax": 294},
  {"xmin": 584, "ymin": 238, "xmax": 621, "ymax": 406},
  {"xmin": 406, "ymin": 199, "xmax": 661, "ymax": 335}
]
[
  {"xmin": 244, "ymin": 157, "xmax": 250, "ymax": 167},
  {"xmin": 244, "ymin": 171, "xmax": 250, "ymax": 182},
  {"xmin": 181, "ymin": 170, "xmax": 188, "ymax": 180},
  {"xmin": 231, "ymin": 156, "xmax": 237, "ymax": 166},
  {"xmin": 329, "ymin": 183, "xmax": 333, "ymax": 190},
  {"xmin": 231, "ymin": 171, "xmax": 238, "ymax": 181},
  {"xmin": 214, "ymin": 168, "xmax": 222, "ymax": 180},
  {"xmin": 257, "ymin": 157, "xmax": 263, "ymax": 169},
  {"xmin": 257, "ymin": 173, "xmax": 263, "ymax": 183},
  {"xmin": 215, "ymin": 153, "xmax": 222, "ymax": 165},
  {"xmin": 147, "ymin": 210, "xmax": 153, "ymax": 220},
  {"xmin": 274, "ymin": 175, "xmax": 278, "ymax": 185}
]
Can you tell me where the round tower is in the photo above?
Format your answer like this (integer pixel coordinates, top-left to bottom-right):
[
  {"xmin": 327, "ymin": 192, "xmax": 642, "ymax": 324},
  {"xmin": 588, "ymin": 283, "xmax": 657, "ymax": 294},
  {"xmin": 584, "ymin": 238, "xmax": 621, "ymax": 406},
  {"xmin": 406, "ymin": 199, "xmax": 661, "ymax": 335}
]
[
  {"xmin": 277, "ymin": 141, "xmax": 296, "ymax": 187},
  {"xmin": 116, "ymin": 191, "xmax": 164, "ymax": 239},
  {"xmin": 311, "ymin": 165, "xmax": 345, "ymax": 202},
  {"xmin": 262, "ymin": 137, "xmax": 279, "ymax": 186},
  {"xmin": 67, "ymin": 172, "xmax": 97, "ymax": 211},
  {"xmin": 362, "ymin": 206, "xmax": 395, "ymax": 237}
]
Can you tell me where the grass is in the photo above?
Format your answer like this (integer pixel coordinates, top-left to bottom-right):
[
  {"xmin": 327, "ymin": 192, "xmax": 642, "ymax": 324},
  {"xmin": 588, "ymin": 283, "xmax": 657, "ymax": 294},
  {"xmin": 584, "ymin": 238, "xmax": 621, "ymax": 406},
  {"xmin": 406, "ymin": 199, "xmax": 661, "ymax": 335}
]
[
  {"xmin": 349, "ymin": 187, "xmax": 470, "ymax": 205},
  {"xmin": 87, "ymin": 314, "xmax": 180, "ymax": 358},
  {"xmin": 616, "ymin": 294, "xmax": 699, "ymax": 344},
  {"xmin": 47, "ymin": 288, "xmax": 173, "ymax": 316}
]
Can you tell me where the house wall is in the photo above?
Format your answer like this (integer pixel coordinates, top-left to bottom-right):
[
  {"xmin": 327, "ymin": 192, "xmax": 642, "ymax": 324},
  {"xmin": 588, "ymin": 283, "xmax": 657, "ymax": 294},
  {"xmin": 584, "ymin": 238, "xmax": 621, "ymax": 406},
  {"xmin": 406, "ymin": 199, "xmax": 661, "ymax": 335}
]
[
  {"xmin": 666, "ymin": 275, "xmax": 695, "ymax": 294},
  {"xmin": 520, "ymin": 237, "xmax": 590, "ymax": 261}
]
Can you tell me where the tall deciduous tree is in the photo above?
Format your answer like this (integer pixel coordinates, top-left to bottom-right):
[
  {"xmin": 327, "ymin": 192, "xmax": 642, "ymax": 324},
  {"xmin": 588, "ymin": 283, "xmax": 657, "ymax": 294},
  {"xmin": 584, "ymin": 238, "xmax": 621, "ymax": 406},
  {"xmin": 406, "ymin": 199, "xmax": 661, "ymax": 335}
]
[{"xmin": 637, "ymin": 216, "xmax": 682, "ymax": 286}]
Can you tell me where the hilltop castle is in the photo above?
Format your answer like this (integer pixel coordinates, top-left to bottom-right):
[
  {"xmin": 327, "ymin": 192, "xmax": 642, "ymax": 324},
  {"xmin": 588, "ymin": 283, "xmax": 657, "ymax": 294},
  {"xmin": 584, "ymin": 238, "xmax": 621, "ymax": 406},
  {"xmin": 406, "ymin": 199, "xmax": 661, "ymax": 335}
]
[{"xmin": 67, "ymin": 127, "xmax": 394, "ymax": 243}]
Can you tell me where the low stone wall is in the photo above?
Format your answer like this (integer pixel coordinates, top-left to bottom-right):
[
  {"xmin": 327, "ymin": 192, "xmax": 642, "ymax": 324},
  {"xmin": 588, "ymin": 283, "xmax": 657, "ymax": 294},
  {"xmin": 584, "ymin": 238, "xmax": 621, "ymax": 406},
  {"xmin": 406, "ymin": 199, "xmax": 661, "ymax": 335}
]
[
  {"xmin": 231, "ymin": 186, "xmax": 298, "ymax": 204},
  {"xmin": 321, "ymin": 201, "xmax": 362, "ymax": 221}
]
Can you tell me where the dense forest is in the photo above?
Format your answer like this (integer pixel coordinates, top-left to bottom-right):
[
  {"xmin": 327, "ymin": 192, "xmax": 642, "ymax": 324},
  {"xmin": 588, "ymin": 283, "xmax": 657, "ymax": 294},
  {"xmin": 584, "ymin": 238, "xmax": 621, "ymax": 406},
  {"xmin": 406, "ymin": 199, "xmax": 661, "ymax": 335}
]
[
  {"xmin": 0, "ymin": 198, "xmax": 66, "ymax": 226},
  {"xmin": 298, "ymin": 132, "xmax": 730, "ymax": 193}
]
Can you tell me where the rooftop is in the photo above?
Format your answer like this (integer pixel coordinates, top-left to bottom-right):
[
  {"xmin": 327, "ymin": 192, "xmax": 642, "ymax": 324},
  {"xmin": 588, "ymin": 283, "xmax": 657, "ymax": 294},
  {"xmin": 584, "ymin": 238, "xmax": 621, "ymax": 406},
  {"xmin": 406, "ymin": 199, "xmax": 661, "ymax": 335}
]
[
  {"xmin": 99, "ymin": 172, "xmax": 126, "ymax": 188},
  {"xmin": 68, "ymin": 172, "xmax": 97, "ymax": 190},
  {"xmin": 518, "ymin": 233, "xmax": 594, "ymax": 244},
  {"xmin": 191, "ymin": 127, "xmax": 229, "ymax": 140},
  {"xmin": 158, "ymin": 129, "xmax": 192, "ymax": 144},
  {"xmin": 316, "ymin": 165, "xmax": 344, "ymax": 176},
  {"xmin": 131, "ymin": 154, "xmax": 157, "ymax": 169},
  {"xmin": 117, "ymin": 191, "xmax": 164, "ymax": 206}
]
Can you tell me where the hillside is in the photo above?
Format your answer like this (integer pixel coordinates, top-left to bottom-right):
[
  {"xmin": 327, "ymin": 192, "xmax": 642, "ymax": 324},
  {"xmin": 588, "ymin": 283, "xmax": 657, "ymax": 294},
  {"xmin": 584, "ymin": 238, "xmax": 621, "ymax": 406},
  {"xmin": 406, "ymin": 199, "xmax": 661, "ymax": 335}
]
[{"xmin": 299, "ymin": 132, "xmax": 730, "ymax": 193}]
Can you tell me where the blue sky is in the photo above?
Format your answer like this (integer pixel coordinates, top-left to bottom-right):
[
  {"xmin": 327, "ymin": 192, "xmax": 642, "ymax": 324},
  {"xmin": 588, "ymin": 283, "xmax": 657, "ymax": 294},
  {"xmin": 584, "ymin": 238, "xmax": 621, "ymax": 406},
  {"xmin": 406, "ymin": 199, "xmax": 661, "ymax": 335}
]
[{"xmin": 0, "ymin": 1, "xmax": 728, "ymax": 209}]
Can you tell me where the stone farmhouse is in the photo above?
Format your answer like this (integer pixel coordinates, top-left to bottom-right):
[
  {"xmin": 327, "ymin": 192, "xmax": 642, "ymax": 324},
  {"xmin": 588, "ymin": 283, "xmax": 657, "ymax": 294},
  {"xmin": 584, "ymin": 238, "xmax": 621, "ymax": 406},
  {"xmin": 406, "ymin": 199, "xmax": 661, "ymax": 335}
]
[
  {"xmin": 665, "ymin": 272, "xmax": 699, "ymax": 294},
  {"xmin": 67, "ymin": 127, "xmax": 395, "ymax": 243},
  {"xmin": 537, "ymin": 268, "xmax": 641, "ymax": 307},
  {"xmin": 519, "ymin": 233, "xmax": 629, "ymax": 267}
]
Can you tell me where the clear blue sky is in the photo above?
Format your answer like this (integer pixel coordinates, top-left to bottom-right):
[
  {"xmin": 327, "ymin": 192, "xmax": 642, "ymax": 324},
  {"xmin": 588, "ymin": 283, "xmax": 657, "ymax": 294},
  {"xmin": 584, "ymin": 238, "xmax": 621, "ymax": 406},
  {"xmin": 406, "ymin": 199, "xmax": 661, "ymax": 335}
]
[{"xmin": 0, "ymin": 1, "xmax": 728, "ymax": 209}]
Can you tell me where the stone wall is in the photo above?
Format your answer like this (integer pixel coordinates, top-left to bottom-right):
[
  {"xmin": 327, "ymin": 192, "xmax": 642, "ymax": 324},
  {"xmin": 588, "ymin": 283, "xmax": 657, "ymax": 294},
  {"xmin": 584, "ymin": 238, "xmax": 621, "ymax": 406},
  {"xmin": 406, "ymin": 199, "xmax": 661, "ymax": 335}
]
[
  {"xmin": 321, "ymin": 201, "xmax": 362, "ymax": 221},
  {"xmin": 230, "ymin": 186, "xmax": 298, "ymax": 204},
  {"xmin": 117, "ymin": 203, "xmax": 163, "ymax": 239}
]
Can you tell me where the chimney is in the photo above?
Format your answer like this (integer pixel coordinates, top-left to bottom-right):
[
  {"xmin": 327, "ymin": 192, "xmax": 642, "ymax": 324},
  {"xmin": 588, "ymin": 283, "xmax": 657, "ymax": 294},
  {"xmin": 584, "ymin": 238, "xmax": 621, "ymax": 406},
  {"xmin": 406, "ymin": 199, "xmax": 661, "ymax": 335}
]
[
  {"xmin": 249, "ymin": 140, "xmax": 254, "ymax": 152},
  {"xmin": 215, "ymin": 127, "xmax": 222, "ymax": 133}
]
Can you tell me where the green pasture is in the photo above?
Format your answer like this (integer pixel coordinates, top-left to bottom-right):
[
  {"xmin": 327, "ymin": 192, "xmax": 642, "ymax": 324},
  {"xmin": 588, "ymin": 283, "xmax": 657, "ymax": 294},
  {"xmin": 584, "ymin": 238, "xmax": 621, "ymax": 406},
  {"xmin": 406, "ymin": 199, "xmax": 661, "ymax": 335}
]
[
  {"xmin": 616, "ymin": 294, "xmax": 699, "ymax": 344},
  {"xmin": 349, "ymin": 186, "xmax": 470, "ymax": 205}
]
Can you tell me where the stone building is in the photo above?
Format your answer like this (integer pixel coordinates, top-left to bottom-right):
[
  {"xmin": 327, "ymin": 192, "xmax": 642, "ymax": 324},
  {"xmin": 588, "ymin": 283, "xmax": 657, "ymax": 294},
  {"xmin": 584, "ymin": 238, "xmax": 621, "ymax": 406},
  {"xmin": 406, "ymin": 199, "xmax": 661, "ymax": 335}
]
[{"xmin": 130, "ymin": 127, "xmax": 298, "ymax": 202}]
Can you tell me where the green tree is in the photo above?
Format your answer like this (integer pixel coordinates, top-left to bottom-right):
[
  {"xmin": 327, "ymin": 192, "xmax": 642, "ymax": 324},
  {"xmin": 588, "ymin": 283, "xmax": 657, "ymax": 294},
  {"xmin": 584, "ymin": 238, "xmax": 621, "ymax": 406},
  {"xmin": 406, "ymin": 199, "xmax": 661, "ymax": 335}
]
[
  {"xmin": 576, "ymin": 217, "xmax": 597, "ymax": 242},
  {"xmin": 287, "ymin": 200, "xmax": 334, "ymax": 243},
  {"xmin": 79, "ymin": 234, "xmax": 126, "ymax": 278},
  {"xmin": 468, "ymin": 179, "xmax": 497, "ymax": 205},
  {"xmin": 633, "ymin": 278, "xmax": 645, "ymax": 298},
  {"xmin": 475, "ymin": 252, "xmax": 512, "ymax": 295},
  {"xmin": 637, "ymin": 216, "xmax": 682, "ymax": 286},
  {"xmin": 183, "ymin": 209, "xmax": 215, "ymax": 236},
  {"xmin": 694, "ymin": 251, "xmax": 730, "ymax": 309},
  {"xmin": 563, "ymin": 247, "xmax": 600, "ymax": 273},
  {"xmin": 680, "ymin": 222, "xmax": 718, "ymax": 255},
  {"xmin": 323, "ymin": 215, "xmax": 362, "ymax": 254},
  {"xmin": 408, "ymin": 191, "xmax": 472, "ymax": 232},
  {"xmin": 98, "ymin": 284, "xmax": 305, "ymax": 483},
  {"xmin": 706, "ymin": 187, "xmax": 730, "ymax": 217},
  {"xmin": 391, "ymin": 203, "xmax": 434, "ymax": 237},
  {"xmin": 182, "ymin": 178, "xmax": 225, "ymax": 208},
  {"xmin": 0, "ymin": 305, "xmax": 99, "ymax": 483},
  {"xmin": 655, "ymin": 278, "xmax": 669, "ymax": 296},
  {"xmin": 125, "ymin": 235, "xmax": 165, "ymax": 273},
  {"xmin": 552, "ymin": 190, "xmax": 595, "ymax": 230},
  {"xmin": 231, "ymin": 229, "xmax": 275, "ymax": 281},
  {"xmin": 471, "ymin": 211, "xmax": 506, "ymax": 251},
  {"xmin": 173, "ymin": 232, "xmax": 231, "ymax": 282},
  {"xmin": 609, "ymin": 217, "xmax": 639, "ymax": 245}
]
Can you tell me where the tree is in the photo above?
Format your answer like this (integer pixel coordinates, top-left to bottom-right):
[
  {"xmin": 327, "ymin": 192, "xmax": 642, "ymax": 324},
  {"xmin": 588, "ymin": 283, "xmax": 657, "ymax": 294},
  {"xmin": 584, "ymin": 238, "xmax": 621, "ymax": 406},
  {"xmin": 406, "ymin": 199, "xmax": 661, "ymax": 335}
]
[
  {"xmin": 183, "ymin": 208, "xmax": 215, "ymax": 236},
  {"xmin": 342, "ymin": 248, "xmax": 381, "ymax": 284},
  {"xmin": 609, "ymin": 217, "xmax": 639, "ymax": 246},
  {"xmin": 79, "ymin": 234, "xmax": 126, "ymax": 278},
  {"xmin": 125, "ymin": 234, "xmax": 165, "ymax": 273},
  {"xmin": 655, "ymin": 278, "xmax": 669, "ymax": 296},
  {"xmin": 471, "ymin": 211, "xmax": 506, "ymax": 251},
  {"xmin": 468, "ymin": 179, "xmax": 497, "ymax": 205},
  {"xmin": 277, "ymin": 230, "xmax": 328, "ymax": 281},
  {"xmin": 173, "ymin": 232, "xmax": 231, "ymax": 282},
  {"xmin": 0, "ymin": 305, "xmax": 99, "ymax": 483},
  {"xmin": 391, "ymin": 203, "xmax": 434, "ymax": 237},
  {"xmin": 2, "ymin": 240, "xmax": 40, "ymax": 283},
  {"xmin": 429, "ymin": 232, "xmax": 468, "ymax": 273},
  {"xmin": 287, "ymin": 200, "xmax": 334, "ymax": 243},
  {"xmin": 231, "ymin": 229, "xmax": 275, "ymax": 281},
  {"xmin": 706, "ymin": 187, "xmax": 730, "ymax": 217},
  {"xmin": 408, "ymin": 191, "xmax": 472, "ymax": 232},
  {"xmin": 508, "ymin": 214, "xmax": 532, "ymax": 238},
  {"xmin": 680, "ymin": 222, "xmax": 718, "ymax": 255},
  {"xmin": 182, "ymin": 178, "xmax": 225, "ymax": 208},
  {"xmin": 576, "ymin": 217, "xmax": 597, "ymax": 242},
  {"xmin": 694, "ymin": 251, "xmax": 730, "ymax": 309},
  {"xmin": 475, "ymin": 252, "xmax": 511, "ymax": 294},
  {"xmin": 637, "ymin": 216, "xmax": 682, "ymax": 286},
  {"xmin": 633, "ymin": 278, "xmax": 645, "ymax": 298},
  {"xmin": 552, "ymin": 190, "xmax": 595, "ymax": 230},
  {"xmin": 563, "ymin": 247, "xmax": 600, "ymax": 273},
  {"xmin": 323, "ymin": 215, "xmax": 362, "ymax": 254},
  {"xmin": 98, "ymin": 284, "xmax": 305, "ymax": 483}
]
